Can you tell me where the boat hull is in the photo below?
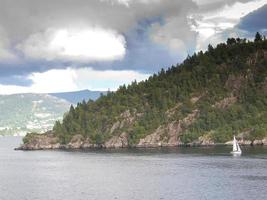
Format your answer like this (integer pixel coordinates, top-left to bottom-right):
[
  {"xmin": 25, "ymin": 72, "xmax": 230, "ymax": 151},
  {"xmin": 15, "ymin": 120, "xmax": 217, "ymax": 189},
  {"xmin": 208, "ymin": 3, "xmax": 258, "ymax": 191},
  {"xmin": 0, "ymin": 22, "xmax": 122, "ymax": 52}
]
[{"xmin": 230, "ymin": 151, "xmax": 242, "ymax": 155}]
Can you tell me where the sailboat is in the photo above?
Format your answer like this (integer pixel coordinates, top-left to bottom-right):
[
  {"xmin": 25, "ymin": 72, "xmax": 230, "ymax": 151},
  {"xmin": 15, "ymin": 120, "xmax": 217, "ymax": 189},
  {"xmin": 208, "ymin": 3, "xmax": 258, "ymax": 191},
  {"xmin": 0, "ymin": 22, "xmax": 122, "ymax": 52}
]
[{"xmin": 230, "ymin": 135, "xmax": 242, "ymax": 155}]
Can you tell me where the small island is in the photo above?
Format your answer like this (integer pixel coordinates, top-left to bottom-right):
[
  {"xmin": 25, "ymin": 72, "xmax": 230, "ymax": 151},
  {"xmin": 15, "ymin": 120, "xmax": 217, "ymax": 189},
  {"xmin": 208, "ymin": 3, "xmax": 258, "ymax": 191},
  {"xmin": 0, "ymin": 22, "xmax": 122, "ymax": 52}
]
[{"xmin": 17, "ymin": 34, "xmax": 267, "ymax": 150}]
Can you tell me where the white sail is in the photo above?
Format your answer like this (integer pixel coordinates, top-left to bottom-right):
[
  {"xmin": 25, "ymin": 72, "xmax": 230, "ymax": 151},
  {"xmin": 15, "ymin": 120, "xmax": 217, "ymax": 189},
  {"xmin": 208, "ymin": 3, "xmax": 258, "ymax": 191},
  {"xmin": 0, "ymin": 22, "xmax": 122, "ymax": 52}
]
[
  {"xmin": 231, "ymin": 135, "xmax": 242, "ymax": 154},
  {"xmin": 233, "ymin": 136, "xmax": 238, "ymax": 152},
  {"xmin": 236, "ymin": 141, "xmax": 242, "ymax": 153}
]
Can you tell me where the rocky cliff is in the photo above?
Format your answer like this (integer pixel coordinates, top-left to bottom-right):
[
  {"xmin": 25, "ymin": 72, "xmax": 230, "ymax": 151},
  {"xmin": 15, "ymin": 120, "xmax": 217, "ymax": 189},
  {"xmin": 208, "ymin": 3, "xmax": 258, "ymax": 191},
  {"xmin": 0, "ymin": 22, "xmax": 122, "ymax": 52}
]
[
  {"xmin": 16, "ymin": 133, "xmax": 267, "ymax": 150},
  {"xmin": 17, "ymin": 36, "xmax": 267, "ymax": 150},
  {"xmin": 16, "ymin": 110, "xmax": 267, "ymax": 150}
]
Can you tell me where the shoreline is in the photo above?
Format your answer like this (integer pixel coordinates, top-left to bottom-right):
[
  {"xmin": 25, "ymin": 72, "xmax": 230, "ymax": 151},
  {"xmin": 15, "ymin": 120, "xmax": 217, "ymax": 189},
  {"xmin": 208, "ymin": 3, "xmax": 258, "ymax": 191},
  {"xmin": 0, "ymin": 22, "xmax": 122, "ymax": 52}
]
[
  {"xmin": 14, "ymin": 142, "xmax": 266, "ymax": 151},
  {"xmin": 14, "ymin": 132, "xmax": 267, "ymax": 151}
]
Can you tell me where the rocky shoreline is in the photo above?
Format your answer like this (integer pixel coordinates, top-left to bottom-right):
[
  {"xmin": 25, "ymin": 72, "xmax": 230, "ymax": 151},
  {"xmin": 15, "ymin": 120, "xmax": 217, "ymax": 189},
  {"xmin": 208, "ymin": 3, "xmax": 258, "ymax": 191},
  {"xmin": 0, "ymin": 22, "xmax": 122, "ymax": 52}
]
[{"xmin": 15, "ymin": 132, "xmax": 267, "ymax": 151}]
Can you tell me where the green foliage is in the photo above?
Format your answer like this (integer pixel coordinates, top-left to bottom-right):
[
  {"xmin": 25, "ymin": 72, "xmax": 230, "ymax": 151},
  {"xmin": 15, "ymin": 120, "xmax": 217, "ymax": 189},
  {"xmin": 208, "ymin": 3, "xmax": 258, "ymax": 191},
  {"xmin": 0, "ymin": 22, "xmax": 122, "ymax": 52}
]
[
  {"xmin": 249, "ymin": 126, "xmax": 267, "ymax": 141},
  {"xmin": 180, "ymin": 131, "xmax": 199, "ymax": 144},
  {"xmin": 211, "ymin": 127, "xmax": 233, "ymax": 143},
  {"xmin": 91, "ymin": 133, "xmax": 105, "ymax": 145},
  {"xmin": 255, "ymin": 32, "xmax": 263, "ymax": 42},
  {"xmin": 52, "ymin": 34, "xmax": 267, "ymax": 145},
  {"xmin": 128, "ymin": 124, "xmax": 146, "ymax": 145},
  {"xmin": 22, "ymin": 132, "xmax": 38, "ymax": 144}
]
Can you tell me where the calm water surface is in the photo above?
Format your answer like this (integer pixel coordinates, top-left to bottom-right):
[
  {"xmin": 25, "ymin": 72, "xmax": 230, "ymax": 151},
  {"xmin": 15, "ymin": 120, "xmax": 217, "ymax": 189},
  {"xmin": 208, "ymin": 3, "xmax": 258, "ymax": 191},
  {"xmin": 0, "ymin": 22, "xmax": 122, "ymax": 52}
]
[{"xmin": 0, "ymin": 136, "xmax": 267, "ymax": 200}]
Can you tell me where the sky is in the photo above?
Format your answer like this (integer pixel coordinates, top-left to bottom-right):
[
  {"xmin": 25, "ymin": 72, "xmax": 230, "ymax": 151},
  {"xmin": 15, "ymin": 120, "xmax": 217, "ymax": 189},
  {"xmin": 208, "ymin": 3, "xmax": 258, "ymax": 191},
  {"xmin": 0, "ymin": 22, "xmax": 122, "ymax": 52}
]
[{"xmin": 0, "ymin": 0, "xmax": 267, "ymax": 94}]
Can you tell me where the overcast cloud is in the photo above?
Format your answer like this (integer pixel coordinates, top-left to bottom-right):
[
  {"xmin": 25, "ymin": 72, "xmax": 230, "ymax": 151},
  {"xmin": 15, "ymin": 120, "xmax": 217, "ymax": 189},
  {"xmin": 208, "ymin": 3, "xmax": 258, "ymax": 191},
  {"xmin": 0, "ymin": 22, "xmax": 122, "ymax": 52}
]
[{"xmin": 0, "ymin": 0, "xmax": 266, "ymax": 93}]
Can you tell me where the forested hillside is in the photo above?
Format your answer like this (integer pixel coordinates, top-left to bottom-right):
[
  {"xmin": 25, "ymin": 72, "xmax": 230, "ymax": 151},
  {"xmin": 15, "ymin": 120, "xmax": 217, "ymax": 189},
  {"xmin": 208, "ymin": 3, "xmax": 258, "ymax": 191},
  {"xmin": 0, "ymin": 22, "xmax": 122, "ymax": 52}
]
[
  {"xmin": 23, "ymin": 33, "xmax": 267, "ymax": 148},
  {"xmin": 0, "ymin": 94, "xmax": 70, "ymax": 136}
]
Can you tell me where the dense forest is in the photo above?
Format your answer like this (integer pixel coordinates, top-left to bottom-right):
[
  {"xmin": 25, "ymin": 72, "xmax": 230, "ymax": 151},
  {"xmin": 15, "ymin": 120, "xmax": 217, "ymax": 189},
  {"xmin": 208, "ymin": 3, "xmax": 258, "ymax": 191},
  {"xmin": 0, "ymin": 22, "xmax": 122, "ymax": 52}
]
[{"xmin": 27, "ymin": 33, "xmax": 267, "ymax": 146}]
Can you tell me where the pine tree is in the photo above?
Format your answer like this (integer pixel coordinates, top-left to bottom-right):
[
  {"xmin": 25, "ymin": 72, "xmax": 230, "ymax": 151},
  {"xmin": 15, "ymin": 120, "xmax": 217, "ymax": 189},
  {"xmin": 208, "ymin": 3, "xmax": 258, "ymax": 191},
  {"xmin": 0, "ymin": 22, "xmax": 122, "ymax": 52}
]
[{"xmin": 255, "ymin": 32, "xmax": 262, "ymax": 42}]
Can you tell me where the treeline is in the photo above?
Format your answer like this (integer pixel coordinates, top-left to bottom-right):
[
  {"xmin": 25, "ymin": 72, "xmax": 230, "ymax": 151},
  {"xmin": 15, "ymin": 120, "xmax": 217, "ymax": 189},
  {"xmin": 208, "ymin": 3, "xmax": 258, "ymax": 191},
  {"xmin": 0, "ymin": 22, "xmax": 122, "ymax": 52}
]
[{"xmin": 53, "ymin": 32, "xmax": 267, "ymax": 144}]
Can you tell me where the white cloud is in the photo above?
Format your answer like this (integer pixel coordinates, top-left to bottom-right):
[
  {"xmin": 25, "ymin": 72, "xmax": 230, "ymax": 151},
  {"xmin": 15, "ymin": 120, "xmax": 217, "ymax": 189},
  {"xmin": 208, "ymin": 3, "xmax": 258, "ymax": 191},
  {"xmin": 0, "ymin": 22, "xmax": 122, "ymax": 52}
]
[
  {"xmin": 0, "ymin": 0, "xmax": 266, "ymax": 76},
  {"xmin": 191, "ymin": 0, "xmax": 267, "ymax": 51},
  {"xmin": 202, "ymin": 0, "xmax": 267, "ymax": 21},
  {"xmin": 29, "ymin": 69, "xmax": 78, "ymax": 93},
  {"xmin": 105, "ymin": 0, "xmax": 162, "ymax": 6},
  {"xmin": 73, "ymin": 67, "xmax": 150, "ymax": 91},
  {"xmin": 17, "ymin": 27, "xmax": 126, "ymax": 62},
  {"xmin": 0, "ymin": 67, "xmax": 150, "ymax": 94},
  {"xmin": 149, "ymin": 15, "xmax": 197, "ymax": 58},
  {"xmin": 103, "ymin": 0, "xmax": 131, "ymax": 6}
]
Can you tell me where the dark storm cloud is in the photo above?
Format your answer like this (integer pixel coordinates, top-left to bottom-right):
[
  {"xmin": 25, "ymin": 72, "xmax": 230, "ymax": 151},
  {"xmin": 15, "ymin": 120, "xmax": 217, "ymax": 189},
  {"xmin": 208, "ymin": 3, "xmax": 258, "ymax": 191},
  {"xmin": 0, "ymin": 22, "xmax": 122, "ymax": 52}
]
[
  {"xmin": 0, "ymin": 0, "xmax": 265, "ymax": 86},
  {"xmin": 0, "ymin": 0, "xmax": 198, "ymax": 78},
  {"xmin": 237, "ymin": 4, "xmax": 267, "ymax": 33},
  {"xmin": 0, "ymin": 0, "xmax": 195, "ymax": 41}
]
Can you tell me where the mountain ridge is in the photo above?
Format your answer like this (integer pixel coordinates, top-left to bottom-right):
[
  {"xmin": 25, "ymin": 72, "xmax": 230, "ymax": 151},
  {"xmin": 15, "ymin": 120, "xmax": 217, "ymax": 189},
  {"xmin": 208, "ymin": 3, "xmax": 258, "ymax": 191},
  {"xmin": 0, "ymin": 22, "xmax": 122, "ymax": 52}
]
[
  {"xmin": 49, "ymin": 89, "xmax": 106, "ymax": 104},
  {"xmin": 0, "ymin": 93, "xmax": 70, "ymax": 136},
  {"xmin": 0, "ymin": 90, "xmax": 104, "ymax": 136},
  {"xmin": 19, "ymin": 33, "xmax": 267, "ymax": 149}
]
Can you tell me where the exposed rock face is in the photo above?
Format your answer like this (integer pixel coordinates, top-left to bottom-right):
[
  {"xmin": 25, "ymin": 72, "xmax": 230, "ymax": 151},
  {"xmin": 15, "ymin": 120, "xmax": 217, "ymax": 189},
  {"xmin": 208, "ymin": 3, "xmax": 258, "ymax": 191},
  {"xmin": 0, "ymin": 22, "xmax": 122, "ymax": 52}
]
[
  {"xmin": 81, "ymin": 137, "xmax": 94, "ymax": 148},
  {"xmin": 16, "ymin": 106, "xmax": 267, "ymax": 150},
  {"xmin": 64, "ymin": 135, "xmax": 97, "ymax": 149},
  {"xmin": 16, "ymin": 133, "xmax": 94, "ymax": 150},
  {"xmin": 225, "ymin": 75, "xmax": 246, "ymax": 95},
  {"xmin": 110, "ymin": 121, "xmax": 120, "ymax": 134},
  {"xmin": 66, "ymin": 134, "xmax": 86, "ymax": 149},
  {"xmin": 16, "ymin": 132, "xmax": 60, "ymax": 150},
  {"xmin": 224, "ymin": 130, "xmax": 267, "ymax": 146},
  {"xmin": 239, "ymin": 140, "xmax": 253, "ymax": 145},
  {"xmin": 165, "ymin": 103, "xmax": 181, "ymax": 118},
  {"xmin": 213, "ymin": 96, "xmax": 237, "ymax": 109},
  {"xmin": 137, "ymin": 127, "xmax": 167, "ymax": 148},
  {"xmin": 225, "ymin": 137, "xmax": 267, "ymax": 146},
  {"xmin": 136, "ymin": 110, "xmax": 199, "ymax": 148},
  {"xmin": 183, "ymin": 110, "xmax": 199, "ymax": 125},
  {"xmin": 17, "ymin": 133, "xmax": 267, "ymax": 150},
  {"xmin": 263, "ymin": 138, "xmax": 267, "ymax": 145},
  {"xmin": 196, "ymin": 133, "xmax": 215, "ymax": 146},
  {"xmin": 252, "ymin": 140, "xmax": 264, "ymax": 145},
  {"xmin": 190, "ymin": 96, "xmax": 201, "ymax": 104},
  {"xmin": 16, "ymin": 110, "xmax": 201, "ymax": 150},
  {"xmin": 109, "ymin": 109, "xmax": 142, "ymax": 135},
  {"xmin": 104, "ymin": 132, "xmax": 128, "ymax": 148}
]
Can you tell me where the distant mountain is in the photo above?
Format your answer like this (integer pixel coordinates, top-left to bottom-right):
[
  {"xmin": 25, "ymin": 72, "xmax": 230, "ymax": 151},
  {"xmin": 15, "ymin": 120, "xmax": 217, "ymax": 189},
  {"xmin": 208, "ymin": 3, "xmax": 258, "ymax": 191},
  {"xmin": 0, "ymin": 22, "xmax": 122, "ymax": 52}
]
[
  {"xmin": 0, "ymin": 94, "xmax": 71, "ymax": 136},
  {"xmin": 0, "ymin": 90, "xmax": 104, "ymax": 136},
  {"xmin": 49, "ymin": 89, "xmax": 106, "ymax": 104}
]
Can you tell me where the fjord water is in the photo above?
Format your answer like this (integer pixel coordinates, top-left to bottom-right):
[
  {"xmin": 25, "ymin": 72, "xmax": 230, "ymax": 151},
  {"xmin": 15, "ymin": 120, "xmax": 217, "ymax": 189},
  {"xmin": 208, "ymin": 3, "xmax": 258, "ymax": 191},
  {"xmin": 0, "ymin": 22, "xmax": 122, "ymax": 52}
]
[{"xmin": 1, "ymin": 137, "xmax": 267, "ymax": 200}]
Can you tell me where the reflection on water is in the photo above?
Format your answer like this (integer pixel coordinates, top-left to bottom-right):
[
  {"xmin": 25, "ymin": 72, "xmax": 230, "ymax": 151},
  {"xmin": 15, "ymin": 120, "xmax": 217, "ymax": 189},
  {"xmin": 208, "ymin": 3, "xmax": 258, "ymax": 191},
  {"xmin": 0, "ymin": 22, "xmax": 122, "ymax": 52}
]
[
  {"xmin": 240, "ymin": 175, "xmax": 267, "ymax": 181},
  {"xmin": 0, "ymin": 137, "xmax": 267, "ymax": 200}
]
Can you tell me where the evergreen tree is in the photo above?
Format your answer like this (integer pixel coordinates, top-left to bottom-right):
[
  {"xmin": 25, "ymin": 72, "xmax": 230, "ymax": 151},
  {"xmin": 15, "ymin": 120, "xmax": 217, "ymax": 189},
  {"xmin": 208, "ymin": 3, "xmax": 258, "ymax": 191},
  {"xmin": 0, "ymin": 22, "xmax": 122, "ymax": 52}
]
[
  {"xmin": 25, "ymin": 33, "xmax": 267, "ymax": 145},
  {"xmin": 255, "ymin": 32, "xmax": 262, "ymax": 42}
]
